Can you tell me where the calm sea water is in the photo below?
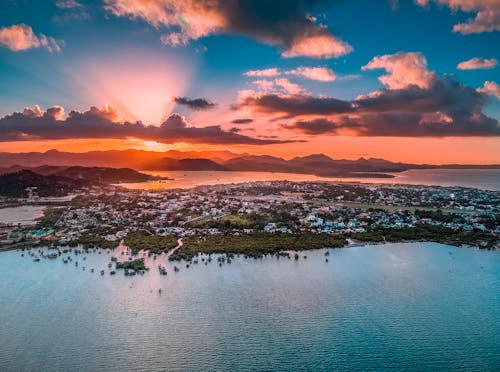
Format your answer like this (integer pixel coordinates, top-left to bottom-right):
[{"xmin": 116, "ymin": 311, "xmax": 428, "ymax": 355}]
[
  {"xmin": 121, "ymin": 169, "xmax": 500, "ymax": 191},
  {"xmin": 0, "ymin": 243, "xmax": 499, "ymax": 371}
]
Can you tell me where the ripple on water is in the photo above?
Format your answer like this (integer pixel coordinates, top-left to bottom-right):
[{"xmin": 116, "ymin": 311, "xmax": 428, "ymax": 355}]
[{"xmin": 0, "ymin": 242, "xmax": 499, "ymax": 371}]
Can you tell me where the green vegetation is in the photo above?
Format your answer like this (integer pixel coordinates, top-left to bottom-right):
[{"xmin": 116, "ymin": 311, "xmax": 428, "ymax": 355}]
[
  {"xmin": 124, "ymin": 231, "xmax": 178, "ymax": 255},
  {"xmin": 188, "ymin": 214, "xmax": 257, "ymax": 229},
  {"xmin": 116, "ymin": 258, "xmax": 147, "ymax": 271},
  {"xmin": 350, "ymin": 231, "xmax": 385, "ymax": 242},
  {"xmin": 170, "ymin": 232, "xmax": 347, "ymax": 261},
  {"xmin": 414, "ymin": 209, "xmax": 464, "ymax": 223},
  {"xmin": 188, "ymin": 211, "xmax": 299, "ymax": 231},
  {"xmin": 78, "ymin": 233, "xmax": 118, "ymax": 250},
  {"xmin": 36, "ymin": 208, "xmax": 65, "ymax": 228},
  {"xmin": 352, "ymin": 224, "xmax": 498, "ymax": 249}
]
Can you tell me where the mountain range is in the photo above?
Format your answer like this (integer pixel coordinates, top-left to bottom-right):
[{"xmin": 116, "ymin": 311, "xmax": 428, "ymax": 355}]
[{"xmin": 0, "ymin": 150, "xmax": 498, "ymax": 179}]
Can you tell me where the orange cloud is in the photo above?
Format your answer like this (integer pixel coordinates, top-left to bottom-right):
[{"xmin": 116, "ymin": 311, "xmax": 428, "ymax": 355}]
[
  {"xmin": 478, "ymin": 81, "xmax": 500, "ymax": 100},
  {"xmin": 103, "ymin": 0, "xmax": 352, "ymax": 59},
  {"xmin": 416, "ymin": 0, "xmax": 500, "ymax": 34},
  {"xmin": 244, "ymin": 68, "xmax": 281, "ymax": 78},
  {"xmin": 285, "ymin": 66, "xmax": 336, "ymax": 82},
  {"xmin": 457, "ymin": 57, "xmax": 498, "ymax": 70},
  {"xmin": 0, "ymin": 24, "xmax": 61, "ymax": 52},
  {"xmin": 282, "ymin": 33, "xmax": 353, "ymax": 59}
]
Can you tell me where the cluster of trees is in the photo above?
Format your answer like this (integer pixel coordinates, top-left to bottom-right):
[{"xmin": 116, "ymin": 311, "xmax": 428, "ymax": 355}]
[
  {"xmin": 169, "ymin": 232, "xmax": 347, "ymax": 261},
  {"xmin": 124, "ymin": 231, "xmax": 178, "ymax": 255},
  {"xmin": 36, "ymin": 208, "xmax": 65, "ymax": 228},
  {"xmin": 78, "ymin": 233, "xmax": 118, "ymax": 250},
  {"xmin": 414, "ymin": 209, "xmax": 464, "ymax": 223},
  {"xmin": 116, "ymin": 258, "xmax": 147, "ymax": 271},
  {"xmin": 189, "ymin": 210, "xmax": 299, "ymax": 231},
  {"xmin": 351, "ymin": 224, "xmax": 498, "ymax": 249}
]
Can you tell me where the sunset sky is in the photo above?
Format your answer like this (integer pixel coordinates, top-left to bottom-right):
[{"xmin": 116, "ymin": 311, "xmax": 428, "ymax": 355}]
[{"xmin": 1, "ymin": 0, "xmax": 499, "ymax": 163}]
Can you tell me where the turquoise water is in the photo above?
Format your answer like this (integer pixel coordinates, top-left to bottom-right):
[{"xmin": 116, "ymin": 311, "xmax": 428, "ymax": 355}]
[{"xmin": 0, "ymin": 243, "xmax": 499, "ymax": 371}]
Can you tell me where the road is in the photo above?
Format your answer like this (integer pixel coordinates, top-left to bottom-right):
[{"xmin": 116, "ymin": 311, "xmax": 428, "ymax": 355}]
[{"xmin": 165, "ymin": 238, "xmax": 183, "ymax": 259}]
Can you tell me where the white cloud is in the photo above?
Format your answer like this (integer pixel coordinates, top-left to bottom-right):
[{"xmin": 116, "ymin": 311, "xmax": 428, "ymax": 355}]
[{"xmin": 363, "ymin": 52, "xmax": 436, "ymax": 90}]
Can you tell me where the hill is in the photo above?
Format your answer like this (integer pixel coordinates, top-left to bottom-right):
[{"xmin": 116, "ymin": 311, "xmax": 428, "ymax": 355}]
[{"xmin": 0, "ymin": 170, "xmax": 93, "ymax": 197}]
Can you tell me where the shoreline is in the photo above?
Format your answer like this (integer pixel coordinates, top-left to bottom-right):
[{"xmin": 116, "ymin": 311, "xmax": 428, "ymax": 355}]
[{"xmin": 3, "ymin": 238, "xmax": 497, "ymax": 258}]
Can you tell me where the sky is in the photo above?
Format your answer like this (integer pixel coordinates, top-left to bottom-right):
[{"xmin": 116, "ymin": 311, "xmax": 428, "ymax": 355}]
[{"xmin": 1, "ymin": 0, "xmax": 499, "ymax": 164}]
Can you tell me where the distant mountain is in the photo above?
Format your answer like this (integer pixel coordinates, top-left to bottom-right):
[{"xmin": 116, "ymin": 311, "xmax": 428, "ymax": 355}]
[
  {"xmin": 0, "ymin": 166, "xmax": 165, "ymax": 186},
  {"xmin": 51, "ymin": 166, "xmax": 165, "ymax": 183},
  {"xmin": 0, "ymin": 150, "xmax": 498, "ymax": 179},
  {"xmin": 223, "ymin": 155, "xmax": 297, "ymax": 172},
  {"xmin": 0, "ymin": 149, "xmax": 244, "ymax": 169},
  {"xmin": 143, "ymin": 158, "xmax": 229, "ymax": 171},
  {"xmin": 0, "ymin": 170, "xmax": 93, "ymax": 197}
]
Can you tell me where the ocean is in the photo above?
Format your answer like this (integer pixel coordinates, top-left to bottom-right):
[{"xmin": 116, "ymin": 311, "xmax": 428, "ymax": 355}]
[
  {"xmin": 120, "ymin": 169, "xmax": 500, "ymax": 191},
  {"xmin": 0, "ymin": 242, "xmax": 498, "ymax": 371}
]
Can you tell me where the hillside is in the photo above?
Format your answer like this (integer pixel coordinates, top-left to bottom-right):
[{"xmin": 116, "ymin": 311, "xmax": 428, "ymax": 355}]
[{"xmin": 0, "ymin": 170, "xmax": 93, "ymax": 197}]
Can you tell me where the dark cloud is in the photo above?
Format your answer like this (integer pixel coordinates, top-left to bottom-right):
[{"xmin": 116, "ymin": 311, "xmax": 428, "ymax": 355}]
[
  {"xmin": 238, "ymin": 94, "xmax": 354, "ymax": 116},
  {"xmin": 104, "ymin": 0, "xmax": 352, "ymax": 58},
  {"xmin": 174, "ymin": 96, "xmax": 216, "ymax": 110},
  {"xmin": 0, "ymin": 106, "xmax": 294, "ymax": 145},
  {"xmin": 240, "ymin": 77, "xmax": 500, "ymax": 137},
  {"xmin": 284, "ymin": 113, "xmax": 500, "ymax": 137},
  {"xmin": 284, "ymin": 111, "xmax": 499, "ymax": 137},
  {"xmin": 282, "ymin": 118, "xmax": 338, "ymax": 135},
  {"xmin": 231, "ymin": 118, "xmax": 254, "ymax": 124}
]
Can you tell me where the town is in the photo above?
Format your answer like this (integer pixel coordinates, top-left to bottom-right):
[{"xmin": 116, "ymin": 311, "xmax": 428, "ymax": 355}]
[{"xmin": 1, "ymin": 181, "xmax": 499, "ymax": 265}]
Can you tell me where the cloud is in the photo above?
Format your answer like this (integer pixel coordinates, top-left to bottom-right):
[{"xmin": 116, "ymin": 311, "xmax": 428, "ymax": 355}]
[
  {"xmin": 239, "ymin": 93, "xmax": 353, "ymax": 116},
  {"xmin": 231, "ymin": 118, "xmax": 254, "ymax": 124},
  {"xmin": 282, "ymin": 111, "xmax": 499, "ymax": 137},
  {"xmin": 416, "ymin": 0, "xmax": 500, "ymax": 34},
  {"xmin": 247, "ymin": 78, "xmax": 307, "ymax": 96},
  {"xmin": 244, "ymin": 66, "xmax": 336, "ymax": 83},
  {"xmin": 284, "ymin": 66, "xmax": 336, "ymax": 82},
  {"xmin": 273, "ymin": 78, "xmax": 306, "ymax": 95},
  {"xmin": 362, "ymin": 52, "xmax": 436, "ymax": 89},
  {"xmin": 0, "ymin": 24, "xmax": 62, "ymax": 52},
  {"xmin": 457, "ymin": 57, "xmax": 498, "ymax": 70},
  {"xmin": 282, "ymin": 118, "xmax": 337, "ymax": 135},
  {"xmin": 0, "ymin": 105, "xmax": 294, "ymax": 145},
  {"xmin": 239, "ymin": 51, "xmax": 500, "ymax": 137},
  {"xmin": 160, "ymin": 33, "xmax": 189, "ymax": 46},
  {"xmin": 174, "ymin": 96, "xmax": 216, "ymax": 110},
  {"xmin": 281, "ymin": 33, "xmax": 353, "ymax": 58},
  {"xmin": 478, "ymin": 81, "xmax": 500, "ymax": 100},
  {"xmin": 244, "ymin": 68, "xmax": 280, "ymax": 77},
  {"xmin": 55, "ymin": 0, "xmax": 82, "ymax": 9},
  {"xmin": 103, "ymin": 0, "xmax": 352, "ymax": 58}
]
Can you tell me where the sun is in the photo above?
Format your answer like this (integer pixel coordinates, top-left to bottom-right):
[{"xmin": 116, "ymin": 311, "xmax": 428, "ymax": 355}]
[{"xmin": 78, "ymin": 50, "xmax": 196, "ymax": 125}]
